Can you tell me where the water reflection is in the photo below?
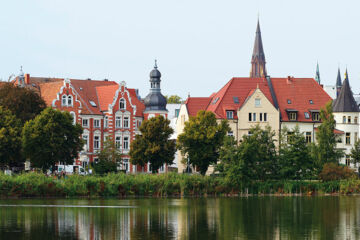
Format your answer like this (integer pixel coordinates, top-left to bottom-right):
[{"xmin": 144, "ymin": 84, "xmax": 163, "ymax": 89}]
[{"xmin": 0, "ymin": 197, "xmax": 359, "ymax": 239}]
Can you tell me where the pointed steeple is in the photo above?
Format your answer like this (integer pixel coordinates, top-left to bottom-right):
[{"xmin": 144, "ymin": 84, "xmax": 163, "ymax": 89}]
[
  {"xmin": 250, "ymin": 19, "xmax": 267, "ymax": 78},
  {"xmin": 336, "ymin": 68, "xmax": 342, "ymax": 98},
  {"xmin": 333, "ymin": 69, "xmax": 359, "ymax": 112},
  {"xmin": 315, "ymin": 62, "xmax": 321, "ymax": 84}
]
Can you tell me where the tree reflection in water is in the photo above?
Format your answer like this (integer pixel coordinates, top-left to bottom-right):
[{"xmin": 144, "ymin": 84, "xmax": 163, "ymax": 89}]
[{"xmin": 0, "ymin": 197, "xmax": 359, "ymax": 239}]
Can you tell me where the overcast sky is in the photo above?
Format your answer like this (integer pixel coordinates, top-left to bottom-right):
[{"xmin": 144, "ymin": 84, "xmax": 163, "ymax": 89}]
[{"xmin": 1, "ymin": 0, "xmax": 359, "ymax": 99}]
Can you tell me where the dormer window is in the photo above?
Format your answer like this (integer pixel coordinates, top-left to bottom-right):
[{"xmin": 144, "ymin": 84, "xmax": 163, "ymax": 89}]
[
  {"xmin": 287, "ymin": 99, "xmax": 291, "ymax": 104},
  {"xmin": 119, "ymin": 99, "xmax": 126, "ymax": 110},
  {"xmin": 304, "ymin": 112, "xmax": 310, "ymax": 119},
  {"xmin": 68, "ymin": 95, "xmax": 73, "ymax": 106},
  {"xmin": 226, "ymin": 110, "xmax": 234, "ymax": 119},
  {"xmin": 62, "ymin": 95, "xmax": 67, "ymax": 106},
  {"xmin": 312, "ymin": 113, "xmax": 320, "ymax": 121},
  {"xmin": 286, "ymin": 109, "xmax": 298, "ymax": 121}
]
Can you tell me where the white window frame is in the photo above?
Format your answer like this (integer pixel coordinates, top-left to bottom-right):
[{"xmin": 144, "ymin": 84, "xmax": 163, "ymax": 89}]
[
  {"xmin": 104, "ymin": 116, "xmax": 108, "ymax": 128},
  {"xmin": 119, "ymin": 98, "xmax": 126, "ymax": 110},
  {"xmin": 62, "ymin": 95, "xmax": 67, "ymax": 106},
  {"xmin": 115, "ymin": 116, "xmax": 122, "ymax": 128},
  {"xmin": 115, "ymin": 136, "xmax": 122, "ymax": 150},
  {"xmin": 70, "ymin": 112, "xmax": 76, "ymax": 125},
  {"xmin": 67, "ymin": 95, "xmax": 73, "ymax": 106},
  {"xmin": 94, "ymin": 135, "xmax": 100, "ymax": 150},
  {"xmin": 82, "ymin": 135, "xmax": 89, "ymax": 151},
  {"xmin": 123, "ymin": 158, "xmax": 129, "ymax": 172},
  {"xmin": 123, "ymin": 116, "xmax": 130, "ymax": 128},
  {"xmin": 123, "ymin": 136, "xmax": 130, "ymax": 151},
  {"xmin": 226, "ymin": 111, "xmax": 234, "ymax": 119},
  {"xmin": 255, "ymin": 98, "xmax": 261, "ymax": 107},
  {"xmin": 82, "ymin": 118, "xmax": 89, "ymax": 127},
  {"xmin": 94, "ymin": 119, "xmax": 100, "ymax": 128}
]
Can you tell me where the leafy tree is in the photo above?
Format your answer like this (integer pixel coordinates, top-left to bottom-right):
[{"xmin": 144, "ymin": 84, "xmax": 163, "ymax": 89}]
[
  {"xmin": 0, "ymin": 84, "xmax": 46, "ymax": 124},
  {"xmin": 217, "ymin": 136, "xmax": 244, "ymax": 186},
  {"xmin": 319, "ymin": 162, "xmax": 356, "ymax": 181},
  {"xmin": 22, "ymin": 108, "xmax": 83, "ymax": 172},
  {"xmin": 238, "ymin": 125, "xmax": 277, "ymax": 181},
  {"xmin": 177, "ymin": 110, "xmax": 230, "ymax": 175},
  {"xmin": 278, "ymin": 125, "xmax": 315, "ymax": 180},
  {"xmin": 351, "ymin": 139, "xmax": 360, "ymax": 171},
  {"xmin": 93, "ymin": 137, "xmax": 122, "ymax": 174},
  {"xmin": 314, "ymin": 101, "xmax": 343, "ymax": 169},
  {"xmin": 130, "ymin": 115, "xmax": 176, "ymax": 173},
  {"xmin": 165, "ymin": 95, "xmax": 182, "ymax": 104},
  {"xmin": 0, "ymin": 107, "xmax": 23, "ymax": 168}
]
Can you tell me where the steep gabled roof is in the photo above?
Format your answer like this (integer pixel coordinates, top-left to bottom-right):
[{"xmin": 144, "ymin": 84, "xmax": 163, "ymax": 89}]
[
  {"xmin": 39, "ymin": 81, "xmax": 64, "ymax": 106},
  {"xmin": 184, "ymin": 97, "xmax": 212, "ymax": 117},
  {"xmin": 271, "ymin": 77, "xmax": 332, "ymax": 122},
  {"xmin": 333, "ymin": 72, "xmax": 359, "ymax": 112}
]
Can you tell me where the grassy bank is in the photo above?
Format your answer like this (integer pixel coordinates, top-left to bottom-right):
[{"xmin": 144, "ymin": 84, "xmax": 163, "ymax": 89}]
[{"xmin": 0, "ymin": 172, "xmax": 358, "ymax": 198}]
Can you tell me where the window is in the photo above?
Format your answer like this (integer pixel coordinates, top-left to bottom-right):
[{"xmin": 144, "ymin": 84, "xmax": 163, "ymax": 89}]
[
  {"xmin": 94, "ymin": 158, "xmax": 99, "ymax": 164},
  {"xmin": 255, "ymin": 98, "xmax": 261, "ymax": 107},
  {"xmin": 312, "ymin": 113, "xmax": 320, "ymax": 121},
  {"xmin": 304, "ymin": 112, "xmax": 310, "ymax": 119},
  {"xmin": 343, "ymin": 116, "xmax": 346, "ymax": 123},
  {"xmin": 104, "ymin": 116, "xmax": 108, "ymax": 128},
  {"xmin": 355, "ymin": 132, "xmax": 358, "ymax": 141},
  {"xmin": 309, "ymin": 100, "xmax": 313, "ymax": 104},
  {"xmin": 82, "ymin": 135, "xmax": 89, "ymax": 151},
  {"xmin": 115, "ymin": 116, "xmax": 122, "ymax": 128},
  {"xmin": 348, "ymin": 116, "xmax": 351, "ymax": 124},
  {"xmin": 94, "ymin": 119, "xmax": 100, "ymax": 128},
  {"xmin": 137, "ymin": 120, "xmax": 142, "ymax": 129},
  {"xmin": 346, "ymin": 133, "xmax": 351, "ymax": 144},
  {"xmin": 123, "ymin": 116, "xmax": 130, "ymax": 128},
  {"xmin": 123, "ymin": 136, "xmax": 129, "ymax": 150},
  {"xmin": 82, "ymin": 119, "xmax": 88, "ymax": 127},
  {"xmin": 287, "ymin": 132, "xmax": 294, "ymax": 143},
  {"xmin": 233, "ymin": 97, "xmax": 239, "ymax": 104},
  {"xmin": 123, "ymin": 159, "xmax": 129, "ymax": 172},
  {"xmin": 68, "ymin": 95, "xmax": 73, "ymax": 106},
  {"xmin": 264, "ymin": 113, "xmax": 267, "ymax": 122},
  {"xmin": 253, "ymin": 113, "xmax": 256, "ymax": 121},
  {"xmin": 287, "ymin": 99, "xmax": 291, "ymax": 104},
  {"xmin": 260, "ymin": 113, "xmax": 263, "ymax": 121},
  {"xmin": 346, "ymin": 155, "xmax": 351, "ymax": 166},
  {"xmin": 70, "ymin": 112, "xmax": 76, "ymax": 125},
  {"xmin": 289, "ymin": 112, "xmax": 297, "ymax": 121},
  {"xmin": 248, "ymin": 113, "xmax": 252, "ymax": 121},
  {"xmin": 355, "ymin": 117, "xmax": 358, "ymax": 124},
  {"xmin": 94, "ymin": 136, "xmax": 100, "ymax": 150},
  {"xmin": 119, "ymin": 99, "xmax": 126, "ymax": 110},
  {"xmin": 226, "ymin": 111, "xmax": 234, "ymax": 119},
  {"xmin": 62, "ymin": 95, "xmax": 67, "ymax": 106},
  {"xmin": 160, "ymin": 164, "xmax": 165, "ymax": 172},
  {"xmin": 305, "ymin": 132, "xmax": 312, "ymax": 143},
  {"xmin": 212, "ymin": 97, "xmax": 219, "ymax": 104},
  {"xmin": 115, "ymin": 136, "xmax": 122, "ymax": 150},
  {"xmin": 175, "ymin": 109, "xmax": 180, "ymax": 117},
  {"xmin": 248, "ymin": 131, "xmax": 253, "ymax": 136},
  {"xmin": 89, "ymin": 100, "xmax": 97, "ymax": 107},
  {"xmin": 228, "ymin": 131, "xmax": 234, "ymax": 137}
]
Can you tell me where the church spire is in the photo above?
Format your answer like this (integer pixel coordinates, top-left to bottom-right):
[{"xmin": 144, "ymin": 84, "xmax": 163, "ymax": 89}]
[
  {"xmin": 336, "ymin": 67, "xmax": 342, "ymax": 98},
  {"xmin": 333, "ymin": 69, "xmax": 359, "ymax": 112},
  {"xmin": 250, "ymin": 19, "xmax": 267, "ymax": 78},
  {"xmin": 315, "ymin": 62, "xmax": 321, "ymax": 84}
]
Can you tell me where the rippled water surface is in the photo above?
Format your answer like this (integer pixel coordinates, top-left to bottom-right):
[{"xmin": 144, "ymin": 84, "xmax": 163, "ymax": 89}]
[{"xmin": 0, "ymin": 196, "xmax": 360, "ymax": 239}]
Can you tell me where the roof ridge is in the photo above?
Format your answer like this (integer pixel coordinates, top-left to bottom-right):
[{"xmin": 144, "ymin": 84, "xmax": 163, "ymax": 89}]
[{"xmin": 210, "ymin": 78, "xmax": 235, "ymax": 113}]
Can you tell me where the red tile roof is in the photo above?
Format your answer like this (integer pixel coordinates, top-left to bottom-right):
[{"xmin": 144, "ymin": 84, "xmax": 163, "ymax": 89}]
[
  {"xmin": 314, "ymin": 127, "xmax": 344, "ymax": 135},
  {"xmin": 271, "ymin": 78, "xmax": 332, "ymax": 122},
  {"xmin": 184, "ymin": 97, "xmax": 212, "ymax": 117},
  {"xmin": 39, "ymin": 81, "xmax": 64, "ymax": 106}
]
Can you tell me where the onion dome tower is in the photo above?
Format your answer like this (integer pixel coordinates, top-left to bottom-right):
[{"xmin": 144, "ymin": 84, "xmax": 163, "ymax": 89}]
[{"xmin": 143, "ymin": 60, "xmax": 168, "ymax": 119}]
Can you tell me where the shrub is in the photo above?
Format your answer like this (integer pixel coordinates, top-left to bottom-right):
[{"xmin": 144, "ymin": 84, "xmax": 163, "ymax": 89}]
[{"xmin": 319, "ymin": 163, "xmax": 357, "ymax": 181}]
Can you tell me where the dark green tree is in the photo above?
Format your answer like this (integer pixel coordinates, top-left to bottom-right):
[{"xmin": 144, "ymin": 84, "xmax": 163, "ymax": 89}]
[
  {"xmin": 165, "ymin": 95, "xmax": 182, "ymax": 104},
  {"xmin": 22, "ymin": 107, "xmax": 83, "ymax": 172},
  {"xmin": 130, "ymin": 115, "xmax": 176, "ymax": 173},
  {"xmin": 279, "ymin": 125, "xmax": 315, "ymax": 180},
  {"xmin": 177, "ymin": 110, "xmax": 230, "ymax": 175},
  {"xmin": 0, "ymin": 84, "xmax": 46, "ymax": 124},
  {"xmin": 93, "ymin": 137, "xmax": 122, "ymax": 174},
  {"xmin": 351, "ymin": 139, "xmax": 360, "ymax": 171},
  {"xmin": 0, "ymin": 107, "xmax": 23, "ymax": 168},
  {"xmin": 314, "ymin": 101, "xmax": 343, "ymax": 169}
]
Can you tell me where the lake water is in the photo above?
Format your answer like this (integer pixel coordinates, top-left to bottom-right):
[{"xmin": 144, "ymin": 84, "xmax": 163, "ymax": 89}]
[{"xmin": 0, "ymin": 196, "xmax": 359, "ymax": 239}]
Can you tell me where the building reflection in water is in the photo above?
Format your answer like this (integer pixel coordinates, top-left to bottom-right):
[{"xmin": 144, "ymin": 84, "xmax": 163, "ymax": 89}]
[{"xmin": 0, "ymin": 197, "xmax": 360, "ymax": 239}]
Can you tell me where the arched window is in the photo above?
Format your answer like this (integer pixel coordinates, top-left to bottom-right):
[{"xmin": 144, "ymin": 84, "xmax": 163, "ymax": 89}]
[
  {"xmin": 68, "ymin": 95, "xmax": 73, "ymax": 106},
  {"xmin": 62, "ymin": 95, "xmax": 67, "ymax": 106},
  {"xmin": 70, "ymin": 112, "xmax": 76, "ymax": 125},
  {"xmin": 119, "ymin": 99, "xmax": 126, "ymax": 110}
]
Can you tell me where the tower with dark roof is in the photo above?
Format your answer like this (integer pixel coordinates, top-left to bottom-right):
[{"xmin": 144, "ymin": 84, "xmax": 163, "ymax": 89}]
[
  {"xmin": 250, "ymin": 20, "xmax": 267, "ymax": 78},
  {"xmin": 315, "ymin": 62, "xmax": 321, "ymax": 84},
  {"xmin": 336, "ymin": 68, "xmax": 342, "ymax": 98},
  {"xmin": 143, "ymin": 61, "xmax": 168, "ymax": 118},
  {"xmin": 333, "ymin": 69, "xmax": 359, "ymax": 112}
]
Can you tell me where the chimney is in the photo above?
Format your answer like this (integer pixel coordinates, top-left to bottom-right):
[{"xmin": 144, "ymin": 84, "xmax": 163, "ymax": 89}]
[
  {"xmin": 287, "ymin": 76, "xmax": 293, "ymax": 84},
  {"xmin": 25, "ymin": 74, "xmax": 30, "ymax": 85}
]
